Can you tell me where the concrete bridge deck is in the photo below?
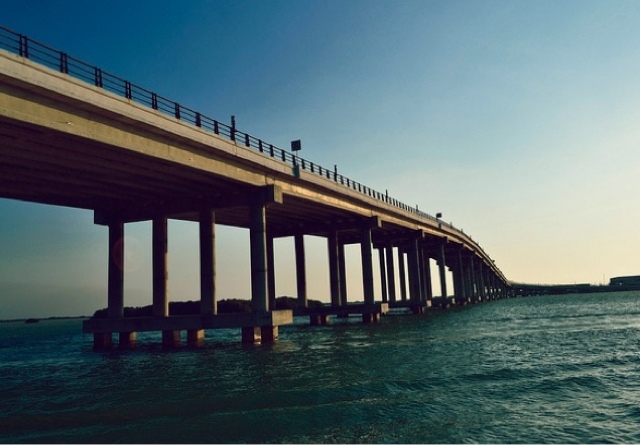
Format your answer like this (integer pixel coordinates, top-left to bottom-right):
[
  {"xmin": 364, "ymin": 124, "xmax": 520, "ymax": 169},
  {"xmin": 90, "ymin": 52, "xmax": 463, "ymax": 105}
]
[{"xmin": 0, "ymin": 26, "xmax": 512, "ymax": 348}]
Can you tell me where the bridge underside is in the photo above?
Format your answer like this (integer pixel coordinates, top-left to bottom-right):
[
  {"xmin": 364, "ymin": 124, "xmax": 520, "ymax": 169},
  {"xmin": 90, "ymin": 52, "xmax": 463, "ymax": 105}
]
[{"xmin": 0, "ymin": 112, "xmax": 412, "ymax": 245}]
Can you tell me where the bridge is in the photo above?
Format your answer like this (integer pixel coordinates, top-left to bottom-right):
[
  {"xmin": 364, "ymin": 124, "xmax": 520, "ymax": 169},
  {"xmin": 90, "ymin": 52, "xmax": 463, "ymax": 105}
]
[{"xmin": 0, "ymin": 26, "xmax": 511, "ymax": 348}]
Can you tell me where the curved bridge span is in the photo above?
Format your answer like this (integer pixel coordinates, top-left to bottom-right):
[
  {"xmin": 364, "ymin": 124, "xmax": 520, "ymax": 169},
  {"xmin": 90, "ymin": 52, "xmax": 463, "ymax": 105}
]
[{"xmin": 0, "ymin": 27, "xmax": 511, "ymax": 348}]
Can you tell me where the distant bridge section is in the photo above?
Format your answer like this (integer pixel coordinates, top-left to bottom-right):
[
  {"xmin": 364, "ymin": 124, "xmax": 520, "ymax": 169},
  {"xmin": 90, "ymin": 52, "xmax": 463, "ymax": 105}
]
[{"xmin": 0, "ymin": 26, "xmax": 512, "ymax": 348}]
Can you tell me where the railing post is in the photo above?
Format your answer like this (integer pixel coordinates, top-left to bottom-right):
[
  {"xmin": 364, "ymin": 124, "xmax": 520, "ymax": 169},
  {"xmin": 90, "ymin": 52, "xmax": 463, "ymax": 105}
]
[
  {"xmin": 19, "ymin": 34, "xmax": 29, "ymax": 58},
  {"xmin": 124, "ymin": 81, "xmax": 132, "ymax": 100},
  {"xmin": 151, "ymin": 93, "xmax": 158, "ymax": 110},
  {"xmin": 231, "ymin": 117, "xmax": 237, "ymax": 138},
  {"xmin": 59, "ymin": 53, "xmax": 68, "ymax": 74},
  {"xmin": 94, "ymin": 67, "xmax": 103, "ymax": 88},
  {"xmin": 174, "ymin": 103, "xmax": 181, "ymax": 120},
  {"xmin": 195, "ymin": 112, "xmax": 202, "ymax": 127}
]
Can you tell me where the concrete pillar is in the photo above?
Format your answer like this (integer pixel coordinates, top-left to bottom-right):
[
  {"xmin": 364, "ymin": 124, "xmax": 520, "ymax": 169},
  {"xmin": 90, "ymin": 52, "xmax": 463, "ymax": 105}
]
[
  {"xmin": 241, "ymin": 326, "xmax": 278, "ymax": 343},
  {"xmin": 469, "ymin": 257, "xmax": 476, "ymax": 300},
  {"xmin": 398, "ymin": 247, "xmax": 407, "ymax": 301},
  {"xmin": 249, "ymin": 203, "xmax": 268, "ymax": 313},
  {"xmin": 118, "ymin": 332, "xmax": 136, "ymax": 348},
  {"xmin": 294, "ymin": 234, "xmax": 307, "ymax": 308},
  {"xmin": 267, "ymin": 234, "xmax": 276, "ymax": 310},
  {"xmin": 199, "ymin": 208, "xmax": 216, "ymax": 316},
  {"xmin": 327, "ymin": 231, "xmax": 341, "ymax": 307},
  {"xmin": 187, "ymin": 329, "xmax": 204, "ymax": 345},
  {"xmin": 108, "ymin": 221, "xmax": 124, "ymax": 319},
  {"xmin": 454, "ymin": 246, "xmax": 466, "ymax": 302},
  {"xmin": 242, "ymin": 327, "xmax": 261, "ymax": 343},
  {"xmin": 261, "ymin": 326, "xmax": 279, "ymax": 343},
  {"xmin": 477, "ymin": 262, "xmax": 486, "ymax": 300},
  {"xmin": 310, "ymin": 314, "xmax": 330, "ymax": 326},
  {"xmin": 338, "ymin": 242, "xmax": 348, "ymax": 306},
  {"xmin": 438, "ymin": 239, "xmax": 447, "ymax": 298},
  {"xmin": 162, "ymin": 330, "xmax": 180, "ymax": 347},
  {"xmin": 153, "ymin": 217, "xmax": 169, "ymax": 317},
  {"xmin": 462, "ymin": 257, "xmax": 474, "ymax": 302},
  {"xmin": 491, "ymin": 273, "xmax": 498, "ymax": 300},
  {"xmin": 420, "ymin": 245, "xmax": 433, "ymax": 303},
  {"xmin": 362, "ymin": 312, "xmax": 380, "ymax": 324},
  {"xmin": 361, "ymin": 226, "xmax": 375, "ymax": 305},
  {"xmin": 407, "ymin": 239, "xmax": 421, "ymax": 303},
  {"xmin": 378, "ymin": 247, "xmax": 388, "ymax": 303},
  {"xmin": 93, "ymin": 333, "xmax": 112, "ymax": 349},
  {"xmin": 385, "ymin": 244, "xmax": 396, "ymax": 303}
]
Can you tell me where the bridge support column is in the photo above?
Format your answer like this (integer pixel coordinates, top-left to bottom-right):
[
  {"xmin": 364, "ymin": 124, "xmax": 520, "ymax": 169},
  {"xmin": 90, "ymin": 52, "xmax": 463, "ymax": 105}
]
[
  {"xmin": 385, "ymin": 244, "xmax": 396, "ymax": 303},
  {"xmin": 187, "ymin": 329, "xmax": 204, "ymax": 346},
  {"xmin": 453, "ymin": 246, "xmax": 468, "ymax": 305},
  {"xmin": 250, "ymin": 203, "xmax": 269, "ymax": 314},
  {"xmin": 468, "ymin": 256, "xmax": 477, "ymax": 302},
  {"xmin": 378, "ymin": 247, "xmax": 388, "ymax": 303},
  {"xmin": 484, "ymin": 271, "xmax": 491, "ymax": 300},
  {"xmin": 244, "ymin": 187, "xmax": 286, "ymax": 343},
  {"xmin": 398, "ymin": 247, "xmax": 407, "ymax": 302},
  {"xmin": 338, "ymin": 241, "xmax": 348, "ymax": 307},
  {"xmin": 361, "ymin": 225, "xmax": 376, "ymax": 323},
  {"xmin": 153, "ymin": 216, "xmax": 169, "ymax": 317},
  {"xmin": 118, "ymin": 332, "xmax": 136, "ymax": 348},
  {"xmin": 478, "ymin": 260, "xmax": 487, "ymax": 301},
  {"xmin": 162, "ymin": 330, "xmax": 181, "ymax": 347},
  {"xmin": 267, "ymin": 234, "xmax": 276, "ymax": 310},
  {"xmin": 199, "ymin": 208, "xmax": 216, "ymax": 316},
  {"xmin": 108, "ymin": 221, "xmax": 125, "ymax": 320},
  {"xmin": 154, "ymin": 217, "xmax": 177, "ymax": 346},
  {"xmin": 420, "ymin": 244, "xmax": 433, "ymax": 305},
  {"xmin": 310, "ymin": 314, "xmax": 330, "ymax": 325},
  {"xmin": 438, "ymin": 239, "xmax": 448, "ymax": 301},
  {"xmin": 94, "ymin": 220, "xmax": 125, "ymax": 349},
  {"xmin": 295, "ymin": 234, "xmax": 307, "ymax": 308},
  {"xmin": 328, "ymin": 231, "xmax": 342, "ymax": 308},
  {"xmin": 407, "ymin": 238, "xmax": 422, "ymax": 305}
]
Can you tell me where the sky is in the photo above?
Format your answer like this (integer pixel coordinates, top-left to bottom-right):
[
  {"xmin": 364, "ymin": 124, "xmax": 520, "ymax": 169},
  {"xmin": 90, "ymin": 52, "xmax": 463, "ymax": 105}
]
[{"xmin": 1, "ymin": 0, "xmax": 640, "ymax": 318}]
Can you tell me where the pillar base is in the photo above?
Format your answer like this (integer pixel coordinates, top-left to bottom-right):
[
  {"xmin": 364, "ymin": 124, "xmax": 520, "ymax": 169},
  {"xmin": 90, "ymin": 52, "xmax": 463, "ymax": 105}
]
[
  {"xmin": 310, "ymin": 314, "xmax": 330, "ymax": 326},
  {"xmin": 362, "ymin": 312, "xmax": 380, "ymax": 324},
  {"xmin": 187, "ymin": 329, "xmax": 205, "ymax": 345},
  {"xmin": 93, "ymin": 333, "xmax": 112, "ymax": 350},
  {"xmin": 241, "ymin": 326, "xmax": 279, "ymax": 344},
  {"xmin": 242, "ymin": 326, "xmax": 261, "ymax": 344},
  {"xmin": 118, "ymin": 332, "xmax": 136, "ymax": 348},
  {"xmin": 162, "ymin": 330, "xmax": 181, "ymax": 347},
  {"xmin": 260, "ymin": 326, "xmax": 278, "ymax": 343}
]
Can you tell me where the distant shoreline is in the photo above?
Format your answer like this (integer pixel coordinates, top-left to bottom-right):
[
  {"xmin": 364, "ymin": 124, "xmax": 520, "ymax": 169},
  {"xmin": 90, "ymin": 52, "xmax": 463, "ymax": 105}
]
[{"xmin": 0, "ymin": 315, "xmax": 89, "ymax": 324}]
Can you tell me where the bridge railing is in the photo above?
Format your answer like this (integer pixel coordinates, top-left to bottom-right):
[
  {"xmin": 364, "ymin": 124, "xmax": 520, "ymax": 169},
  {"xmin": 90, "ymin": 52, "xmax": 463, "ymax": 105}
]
[{"xmin": 0, "ymin": 26, "xmax": 492, "ymax": 251}]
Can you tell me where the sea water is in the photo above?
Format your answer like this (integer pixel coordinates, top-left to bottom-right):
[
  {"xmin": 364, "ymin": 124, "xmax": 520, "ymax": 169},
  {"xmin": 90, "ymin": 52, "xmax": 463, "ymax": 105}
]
[{"xmin": 2, "ymin": 291, "xmax": 640, "ymax": 443}]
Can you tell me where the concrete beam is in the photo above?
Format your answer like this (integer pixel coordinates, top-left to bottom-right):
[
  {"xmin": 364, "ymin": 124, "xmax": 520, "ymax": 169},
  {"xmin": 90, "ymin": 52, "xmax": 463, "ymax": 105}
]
[{"xmin": 83, "ymin": 310, "xmax": 293, "ymax": 334}]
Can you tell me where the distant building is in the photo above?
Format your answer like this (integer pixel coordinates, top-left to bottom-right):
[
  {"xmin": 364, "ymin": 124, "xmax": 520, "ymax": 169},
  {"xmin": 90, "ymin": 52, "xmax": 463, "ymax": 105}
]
[{"xmin": 609, "ymin": 275, "xmax": 640, "ymax": 290}]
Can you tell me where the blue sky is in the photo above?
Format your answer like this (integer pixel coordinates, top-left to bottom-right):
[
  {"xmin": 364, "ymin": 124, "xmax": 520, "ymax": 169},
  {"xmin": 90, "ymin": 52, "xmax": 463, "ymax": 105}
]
[{"xmin": 1, "ymin": 0, "xmax": 640, "ymax": 318}]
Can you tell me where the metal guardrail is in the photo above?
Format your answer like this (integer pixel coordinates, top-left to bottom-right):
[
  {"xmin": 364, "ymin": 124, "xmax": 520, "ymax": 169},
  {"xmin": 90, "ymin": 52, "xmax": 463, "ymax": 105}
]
[
  {"xmin": 0, "ymin": 26, "xmax": 448, "ymax": 220},
  {"xmin": 0, "ymin": 25, "xmax": 503, "ymax": 271}
]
